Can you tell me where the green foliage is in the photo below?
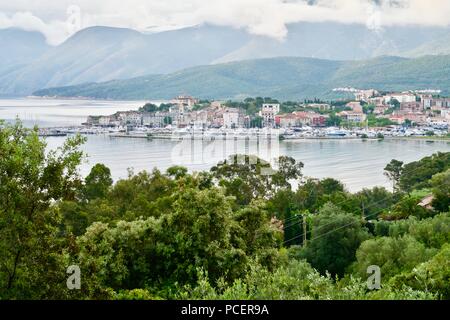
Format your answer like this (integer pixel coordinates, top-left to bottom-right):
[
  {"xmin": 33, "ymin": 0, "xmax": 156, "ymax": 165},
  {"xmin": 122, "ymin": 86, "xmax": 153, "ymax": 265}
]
[
  {"xmin": 139, "ymin": 103, "xmax": 158, "ymax": 113},
  {"xmin": 83, "ymin": 163, "xmax": 113, "ymax": 201},
  {"xmin": 389, "ymin": 244, "xmax": 450, "ymax": 299},
  {"xmin": 386, "ymin": 213, "xmax": 450, "ymax": 249},
  {"xmin": 367, "ymin": 114, "xmax": 395, "ymax": 127},
  {"xmin": 115, "ymin": 289, "xmax": 161, "ymax": 300},
  {"xmin": 354, "ymin": 187, "xmax": 397, "ymax": 220},
  {"xmin": 1, "ymin": 122, "xmax": 448, "ymax": 300},
  {"xmin": 0, "ymin": 121, "xmax": 86, "ymax": 299},
  {"xmin": 224, "ymin": 97, "xmax": 281, "ymax": 116},
  {"xmin": 211, "ymin": 155, "xmax": 303, "ymax": 206},
  {"xmin": 249, "ymin": 116, "xmax": 263, "ymax": 128},
  {"xmin": 352, "ymin": 236, "xmax": 437, "ymax": 280},
  {"xmin": 398, "ymin": 152, "xmax": 450, "ymax": 192},
  {"xmin": 293, "ymin": 178, "xmax": 349, "ymax": 214},
  {"xmin": 381, "ymin": 195, "xmax": 431, "ymax": 220},
  {"xmin": 390, "ymin": 99, "xmax": 401, "ymax": 109},
  {"xmin": 179, "ymin": 259, "xmax": 435, "ymax": 300},
  {"xmin": 299, "ymin": 203, "xmax": 371, "ymax": 277},
  {"xmin": 430, "ymin": 169, "xmax": 450, "ymax": 212},
  {"xmin": 384, "ymin": 159, "xmax": 404, "ymax": 192}
]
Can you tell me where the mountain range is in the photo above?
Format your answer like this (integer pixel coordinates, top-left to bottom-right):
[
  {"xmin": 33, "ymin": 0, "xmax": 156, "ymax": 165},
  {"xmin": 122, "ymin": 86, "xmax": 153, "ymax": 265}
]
[
  {"xmin": 1, "ymin": 22, "xmax": 450, "ymax": 97},
  {"xmin": 33, "ymin": 55, "xmax": 450, "ymax": 101}
]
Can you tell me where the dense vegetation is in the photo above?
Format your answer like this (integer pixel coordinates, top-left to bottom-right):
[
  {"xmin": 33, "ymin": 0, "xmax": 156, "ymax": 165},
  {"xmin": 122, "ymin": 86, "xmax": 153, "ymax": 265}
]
[
  {"xmin": 0, "ymin": 121, "xmax": 449, "ymax": 300},
  {"xmin": 33, "ymin": 55, "xmax": 450, "ymax": 100}
]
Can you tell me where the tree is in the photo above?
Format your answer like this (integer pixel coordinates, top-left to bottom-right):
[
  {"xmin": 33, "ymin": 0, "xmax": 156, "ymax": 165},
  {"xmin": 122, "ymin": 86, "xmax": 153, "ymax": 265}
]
[
  {"xmin": 83, "ymin": 163, "xmax": 113, "ymax": 201},
  {"xmin": 431, "ymin": 169, "xmax": 450, "ymax": 213},
  {"xmin": 0, "ymin": 121, "xmax": 85, "ymax": 298},
  {"xmin": 211, "ymin": 155, "xmax": 303, "ymax": 206},
  {"xmin": 354, "ymin": 187, "xmax": 397, "ymax": 221},
  {"xmin": 74, "ymin": 187, "xmax": 264, "ymax": 293},
  {"xmin": 249, "ymin": 116, "xmax": 263, "ymax": 128},
  {"xmin": 320, "ymin": 178, "xmax": 345, "ymax": 195},
  {"xmin": 398, "ymin": 152, "xmax": 450, "ymax": 192},
  {"xmin": 326, "ymin": 113, "xmax": 342, "ymax": 127},
  {"xmin": 139, "ymin": 103, "xmax": 158, "ymax": 113},
  {"xmin": 363, "ymin": 104, "xmax": 375, "ymax": 114},
  {"xmin": 300, "ymin": 203, "xmax": 371, "ymax": 277},
  {"xmin": 381, "ymin": 195, "xmax": 430, "ymax": 220},
  {"xmin": 166, "ymin": 166, "xmax": 188, "ymax": 180},
  {"xmin": 163, "ymin": 116, "xmax": 172, "ymax": 125},
  {"xmin": 353, "ymin": 236, "xmax": 437, "ymax": 280},
  {"xmin": 384, "ymin": 159, "xmax": 404, "ymax": 192},
  {"xmin": 405, "ymin": 213, "xmax": 450, "ymax": 249},
  {"xmin": 390, "ymin": 98, "xmax": 400, "ymax": 110},
  {"xmin": 389, "ymin": 244, "xmax": 450, "ymax": 299},
  {"xmin": 293, "ymin": 178, "xmax": 351, "ymax": 214}
]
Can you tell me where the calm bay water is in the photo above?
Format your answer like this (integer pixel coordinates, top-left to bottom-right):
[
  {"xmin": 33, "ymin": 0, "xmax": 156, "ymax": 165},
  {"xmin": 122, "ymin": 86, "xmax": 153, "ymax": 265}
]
[
  {"xmin": 0, "ymin": 98, "xmax": 148, "ymax": 127},
  {"xmin": 2, "ymin": 98, "xmax": 450, "ymax": 192}
]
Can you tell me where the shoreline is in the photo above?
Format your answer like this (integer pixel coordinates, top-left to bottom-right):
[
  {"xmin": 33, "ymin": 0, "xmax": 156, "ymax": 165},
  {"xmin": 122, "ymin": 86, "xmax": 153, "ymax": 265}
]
[
  {"xmin": 384, "ymin": 136, "xmax": 450, "ymax": 142},
  {"xmin": 105, "ymin": 133, "xmax": 450, "ymax": 142}
]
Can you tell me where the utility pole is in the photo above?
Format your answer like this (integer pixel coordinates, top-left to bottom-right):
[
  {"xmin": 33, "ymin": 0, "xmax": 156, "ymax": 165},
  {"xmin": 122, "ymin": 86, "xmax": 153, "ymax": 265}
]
[
  {"xmin": 302, "ymin": 214, "xmax": 307, "ymax": 247},
  {"xmin": 361, "ymin": 201, "xmax": 366, "ymax": 223}
]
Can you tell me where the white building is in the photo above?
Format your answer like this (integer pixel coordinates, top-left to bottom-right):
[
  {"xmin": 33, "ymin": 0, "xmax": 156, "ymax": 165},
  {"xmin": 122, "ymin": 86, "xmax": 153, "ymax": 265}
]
[
  {"xmin": 223, "ymin": 108, "xmax": 243, "ymax": 128},
  {"xmin": 260, "ymin": 103, "xmax": 280, "ymax": 127},
  {"xmin": 98, "ymin": 116, "xmax": 112, "ymax": 126},
  {"xmin": 338, "ymin": 111, "xmax": 367, "ymax": 123},
  {"xmin": 142, "ymin": 112, "xmax": 170, "ymax": 127},
  {"xmin": 384, "ymin": 93, "xmax": 417, "ymax": 104},
  {"xmin": 117, "ymin": 112, "xmax": 142, "ymax": 125},
  {"xmin": 442, "ymin": 109, "xmax": 450, "ymax": 120}
]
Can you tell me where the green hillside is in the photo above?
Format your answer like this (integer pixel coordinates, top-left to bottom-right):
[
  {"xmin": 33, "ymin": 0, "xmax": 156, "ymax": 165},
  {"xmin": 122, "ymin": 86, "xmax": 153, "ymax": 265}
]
[{"xmin": 33, "ymin": 55, "xmax": 450, "ymax": 100}]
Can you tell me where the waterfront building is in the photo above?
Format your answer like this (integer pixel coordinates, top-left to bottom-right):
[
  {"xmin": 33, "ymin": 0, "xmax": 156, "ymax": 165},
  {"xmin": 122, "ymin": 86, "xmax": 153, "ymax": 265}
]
[
  {"xmin": 260, "ymin": 103, "xmax": 280, "ymax": 127},
  {"xmin": 307, "ymin": 113, "xmax": 329, "ymax": 127},
  {"xmin": 223, "ymin": 108, "xmax": 244, "ymax": 128},
  {"xmin": 338, "ymin": 111, "xmax": 366, "ymax": 123},
  {"xmin": 142, "ymin": 112, "xmax": 172, "ymax": 127},
  {"xmin": 388, "ymin": 115, "xmax": 406, "ymax": 124},
  {"xmin": 116, "ymin": 111, "xmax": 142, "ymax": 126}
]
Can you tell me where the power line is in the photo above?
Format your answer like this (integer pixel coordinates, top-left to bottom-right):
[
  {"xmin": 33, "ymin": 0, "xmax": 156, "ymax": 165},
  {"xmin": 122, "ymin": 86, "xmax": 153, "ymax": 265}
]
[{"xmin": 282, "ymin": 174, "xmax": 447, "ymax": 245}]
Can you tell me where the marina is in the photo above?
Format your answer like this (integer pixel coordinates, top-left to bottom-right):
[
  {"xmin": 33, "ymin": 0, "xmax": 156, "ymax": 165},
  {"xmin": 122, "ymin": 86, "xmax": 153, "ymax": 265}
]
[{"xmin": 37, "ymin": 125, "xmax": 450, "ymax": 141}]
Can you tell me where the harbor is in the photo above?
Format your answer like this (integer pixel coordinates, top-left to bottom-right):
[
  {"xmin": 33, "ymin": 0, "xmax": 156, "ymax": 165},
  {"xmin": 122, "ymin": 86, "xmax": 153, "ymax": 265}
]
[{"xmin": 38, "ymin": 125, "xmax": 450, "ymax": 141}]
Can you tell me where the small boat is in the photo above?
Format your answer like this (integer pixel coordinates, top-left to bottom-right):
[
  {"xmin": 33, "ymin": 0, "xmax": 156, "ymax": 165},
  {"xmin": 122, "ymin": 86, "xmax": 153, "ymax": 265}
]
[{"xmin": 326, "ymin": 127, "xmax": 348, "ymax": 137}]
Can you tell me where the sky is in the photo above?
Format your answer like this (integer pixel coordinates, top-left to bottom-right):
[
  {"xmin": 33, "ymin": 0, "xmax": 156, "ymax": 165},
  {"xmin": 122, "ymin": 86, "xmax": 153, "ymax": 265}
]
[{"xmin": 0, "ymin": 0, "xmax": 449, "ymax": 45}]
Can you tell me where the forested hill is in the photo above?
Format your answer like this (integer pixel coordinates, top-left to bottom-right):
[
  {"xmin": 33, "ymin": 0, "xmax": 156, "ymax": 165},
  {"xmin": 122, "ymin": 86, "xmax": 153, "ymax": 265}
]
[{"xmin": 33, "ymin": 55, "xmax": 450, "ymax": 101}]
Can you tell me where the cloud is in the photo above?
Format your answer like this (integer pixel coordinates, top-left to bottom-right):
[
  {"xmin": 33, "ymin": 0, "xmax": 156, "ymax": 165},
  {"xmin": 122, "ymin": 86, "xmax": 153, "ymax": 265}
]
[
  {"xmin": 0, "ymin": 11, "xmax": 72, "ymax": 45},
  {"xmin": 0, "ymin": 0, "xmax": 449, "ymax": 45}
]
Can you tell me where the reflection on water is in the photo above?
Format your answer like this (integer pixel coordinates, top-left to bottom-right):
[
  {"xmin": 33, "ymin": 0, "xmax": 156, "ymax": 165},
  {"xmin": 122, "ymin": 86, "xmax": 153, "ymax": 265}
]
[{"xmin": 2, "ymin": 98, "xmax": 450, "ymax": 192}]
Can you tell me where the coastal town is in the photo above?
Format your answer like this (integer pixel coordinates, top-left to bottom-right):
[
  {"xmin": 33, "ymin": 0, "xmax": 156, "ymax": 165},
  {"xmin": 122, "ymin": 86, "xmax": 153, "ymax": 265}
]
[{"xmin": 43, "ymin": 89, "xmax": 450, "ymax": 140}]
